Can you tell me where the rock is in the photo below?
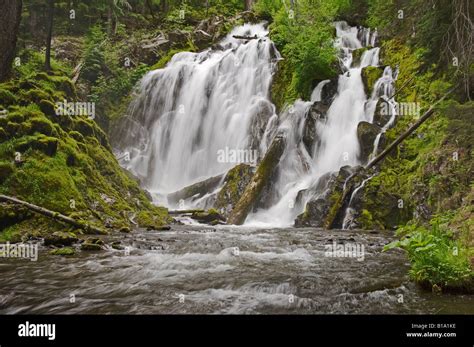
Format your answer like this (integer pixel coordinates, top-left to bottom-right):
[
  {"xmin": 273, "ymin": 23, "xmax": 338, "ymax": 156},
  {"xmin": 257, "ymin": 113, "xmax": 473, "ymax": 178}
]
[
  {"xmin": 228, "ymin": 134, "xmax": 286, "ymax": 225},
  {"xmin": 373, "ymin": 98, "xmax": 393, "ymax": 127},
  {"xmin": 49, "ymin": 247, "xmax": 75, "ymax": 256},
  {"xmin": 191, "ymin": 208, "xmax": 225, "ymax": 224},
  {"xmin": 111, "ymin": 241, "xmax": 124, "ymax": 250},
  {"xmin": 361, "ymin": 66, "xmax": 384, "ymax": 97},
  {"xmin": 248, "ymin": 100, "xmax": 274, "ymax": 152},
  {"xmin": 357, "ymin": 121, "xmax": 382, "ymax": 162},
  {"xmin": 85, "ymin": 237, "xmax": 104, "ymax": 245},
  {"xmin": 167, "ymin": 30, "xmax": 189, "ymax": 44},
  {"xmin": 351, "ymin": 46, "xmax": 371, "ymax": 67},
  {"xmin": 295, "ymin": 166, "xmax": 363, "ymax": 228},
  {"xmin": 167, "ymin": 174, "xmax": 224, "ymax": 205},
  {"xmin": 44, "ymin": 231, "xmax": 78, "ymax": 247},
  {"xmin": 214, "ymin": 164, "xmax": 255, "ymax": 218},
  {"xmin": 80, "ymin": 243, "xmax": 103, "ymax": 251},
  {"xmin": 192, "ymin": 30, "xmax": 213, "ymax": 50},
  {"xmin": 320, "ymin": 78, "xmax": 338, "ymax": 105},
  {"xmin": 119, "ymin": 226, "xmax": 131, "ymax": 233},
  {"xmin": 303, "ymin": 102, "xmax": 328, "ymax": 155}
]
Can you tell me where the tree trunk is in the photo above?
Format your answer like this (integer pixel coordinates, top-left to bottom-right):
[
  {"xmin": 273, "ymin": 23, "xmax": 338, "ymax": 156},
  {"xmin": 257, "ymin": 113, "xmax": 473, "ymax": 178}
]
[
  {"xmin": 0, "ymin": 0, "xmax": 22, "ymax": 82},
  {"xmin": 45, "ymin": 0, "xmax": 54, "ymax": 71},
  {"xmin": 245, "ymin": 0, "xmax": 253, "ymax": 11}
]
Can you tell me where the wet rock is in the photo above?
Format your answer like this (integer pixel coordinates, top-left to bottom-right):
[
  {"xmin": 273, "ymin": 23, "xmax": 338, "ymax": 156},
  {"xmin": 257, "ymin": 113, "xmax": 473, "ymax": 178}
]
[
  {"xmin": 248, "ymin": 100, "xmax": 274, "ymax": 152},
  {"xmin": 320, "ymin": 78, "xmax": 338, "ymax": 105},
  {"xmin": 119, "ymin": 226, "xmax": 131, "ymax": 233},
  {"xmin": 167, "ymin": 174, "xmax": 224, "ymax": 205},
  {"xmin": 111, "ymin": 241, "xmax": 124, "ymax": 250},
  {"xmin": 373, "ymin": 98, "xmax": 393, "ymax": 127},
  {"xmin": 351, "ymin": 46, "xmax": 371, "ymax": 67},
  {"xmin": 80, "ymin": 242, "xmax": 103, "ymax": 251},
  {"xmin": 214, "ymin": 164, "xmax": 255, "ymax": 218},
  {"xmin": 44, "ymin": 231, "xmax": 78, "ymax": 247},
  {"xmin": 228, "ymin": 134, "xmax": 286, "ymax": 225},
  {"xmin": 357, "ymin": 121, "xmax": 382, "ymax": 162},
  {"xmin": 361, "ymin": 66, "xmax": 384, "ymax": 97},
  {"xmin": 49, "ymin": 247, "xmax": 75, "ymax": 256},
  {"xmin": 191, "ymin": 209, "xmax": 225, "ymax": 224},
  {"xmin": 295, "ymin": 166, "xmax": 363, "ymax": 228},
  {"xmin": 303, "ymin": 102, "xmax": 328, "ymax": 155}
]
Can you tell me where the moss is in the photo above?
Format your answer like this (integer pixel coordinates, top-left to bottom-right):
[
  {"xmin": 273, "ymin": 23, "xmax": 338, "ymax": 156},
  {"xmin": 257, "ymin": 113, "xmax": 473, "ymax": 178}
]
[
  {"xmin": 49, "ymin": 247, "xmax": 75, "ymax": 256},
  {"xmin": 361, "ymin": 66, "xmax": 384, "ymax": 96},
  {"xmin": 228, "ymin": 135, "xmax": 285, "ymax": 225},
  {"xmin": 81, "ymin": 242, "xmax": 103, "ymax": 251},
  {"xmin": 0, "ymin": 88, "xmax": 17, "ymax": 106}
]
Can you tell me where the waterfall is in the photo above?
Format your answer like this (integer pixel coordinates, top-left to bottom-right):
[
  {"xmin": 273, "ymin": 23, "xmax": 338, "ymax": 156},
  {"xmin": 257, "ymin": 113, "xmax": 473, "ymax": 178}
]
[
  {"xmin": 114, "ymin": 23, "xmax": 279, "ymax": 205},
  {"xmin": 116, "ymin": 21, "xmax": 397, "ymax": 227},
  {"xmin": 247, "ymin": 21, "xmax": 392, "ymax": 227}
]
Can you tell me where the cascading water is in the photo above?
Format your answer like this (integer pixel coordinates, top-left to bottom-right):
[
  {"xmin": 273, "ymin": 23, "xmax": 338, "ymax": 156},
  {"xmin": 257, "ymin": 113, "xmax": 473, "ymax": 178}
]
[
  {"xmin": 247, "ymin": 21, "xmax": 395, "ymax": 227},
  {"xmin": 115, "ymin": 24, "xmax": 279, "ymax": 205},
  {"xmin": 116, "ymin": 20, "xmax": 397, "ymax": 227}
]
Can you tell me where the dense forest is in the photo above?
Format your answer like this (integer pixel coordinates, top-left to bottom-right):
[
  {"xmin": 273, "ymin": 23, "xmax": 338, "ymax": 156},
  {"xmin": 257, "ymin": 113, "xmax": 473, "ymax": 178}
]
[{"xmin": 0, "ymin": 0, "xmax": 472, "ymax": 310}]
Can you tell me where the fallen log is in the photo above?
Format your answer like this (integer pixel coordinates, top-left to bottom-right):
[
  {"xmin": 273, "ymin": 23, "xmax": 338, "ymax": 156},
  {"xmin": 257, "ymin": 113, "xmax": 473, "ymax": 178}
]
[
  {"xmin": 168, "ymin": 209, "xmax": 205, "ymax": 215},
  {"xmin": 233, "ymin": 34, "xmax": 258, "ymax": 40},
  {"xmin": 365, "ymin": 88, "xmax": 455, "ymax": 170},
  {"xmin": 0, "ymin": 194, "xmax": 105, "ymax": 234}
]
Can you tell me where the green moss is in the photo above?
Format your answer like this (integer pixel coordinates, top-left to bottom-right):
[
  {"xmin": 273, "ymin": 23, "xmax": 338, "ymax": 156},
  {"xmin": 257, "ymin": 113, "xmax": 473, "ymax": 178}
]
[
  {"xmin": 361, "ymin": 66, "xmax": 384, "ymax": 96},
  {"xmin": 50, "ymin": 247, "xmax": 75, "ymax": 256}
]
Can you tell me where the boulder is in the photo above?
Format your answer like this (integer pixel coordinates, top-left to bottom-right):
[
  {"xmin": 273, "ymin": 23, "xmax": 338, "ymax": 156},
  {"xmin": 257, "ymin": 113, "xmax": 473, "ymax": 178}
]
[
  {"xmin": 357, "ymin": 121, "xmax": 382, "ymax": 162},
  {"xmin": 295, "ymin": 166, "xmax": 363, "ymax": 228},
  {"xmin": 373, "ymin": 98, "xmax": 393, "ymax": 127},
  {"xmin": 191, "ymin": 209, "xmax": 225, "ymax": 224},
  {"xmin": 361, "ymin": 66, "xmax": 384, "ymax": 97},
  {"xmin": 227, "ymin": 134, "xmax": 286, "ymax": 225},
  {"xmin": 192, "ymin": 30, "xmax": 213, "ymax": 50},
  {"xmin": 320, "ymin": 78, "xmax": 338, "ymax": 105},
  {"xmin": 44, "ymin": 231, "xmax": 78, "ymax": 247},
  {"xmin": 214, "ymin": 164, "xmax": 255, "ymax": 218},
  {"xmin": 303, "ymin": 102, "xmax": 328, "ymax": 155},
  {"xmin": 167, "ymin": 174, "xmax": 224, "ymax": 205}
]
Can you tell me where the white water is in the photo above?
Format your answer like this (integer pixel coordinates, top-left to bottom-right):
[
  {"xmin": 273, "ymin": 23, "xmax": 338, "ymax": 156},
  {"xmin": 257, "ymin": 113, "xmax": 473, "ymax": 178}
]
[
  {"xmin": 247, "ymin": 22, "xmax": 389, "ymax": 227},
  {"xmin": 117, "ymin": 21, "xmax": 397, "ymax": 227},
  {"xmin": 116, "ymin": 24, "xmax": 278, "ymax": 204}
]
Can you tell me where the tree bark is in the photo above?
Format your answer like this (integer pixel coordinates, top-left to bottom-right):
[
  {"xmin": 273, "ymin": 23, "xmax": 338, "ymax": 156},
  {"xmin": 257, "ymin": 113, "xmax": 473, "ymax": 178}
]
[
  {"xmin": 244, "ymin": 0, "xmax": 253, "ymax": 11},
  {"xmin": 0, "ymin": 0, "xmax": 22, "ymax": 82},
  {"xmin": 45, "ymin": 0, "xmax": 54, "ymax": 71}
]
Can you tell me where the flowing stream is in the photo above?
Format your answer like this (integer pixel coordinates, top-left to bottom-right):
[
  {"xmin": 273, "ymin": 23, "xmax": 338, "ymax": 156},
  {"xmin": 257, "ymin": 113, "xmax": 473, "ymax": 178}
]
[{"xmin": 1, "ymin": 226, "xmax": 472, "ymax": 314}]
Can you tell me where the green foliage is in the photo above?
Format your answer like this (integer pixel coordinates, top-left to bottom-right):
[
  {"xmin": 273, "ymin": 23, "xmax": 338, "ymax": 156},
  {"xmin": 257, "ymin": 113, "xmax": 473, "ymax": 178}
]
[{"xmin": 384, "ymin": 215, "xmax": 473, "ymax": 291}]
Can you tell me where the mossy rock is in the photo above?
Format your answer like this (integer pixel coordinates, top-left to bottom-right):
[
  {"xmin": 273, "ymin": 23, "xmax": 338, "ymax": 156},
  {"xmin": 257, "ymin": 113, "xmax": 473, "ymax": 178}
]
[
  {"xmin": 0, "ymin": 161, "xmax": 14, "ymax": 184},
  {"xmin": 191, "ymin": 209, "xmax": 225, "ymax": 224},
  {"xmin": 44, "ymin": 231, "xmax": 78, "ymax": 246},
  {"xmin": 39, "ymin": 99, "xmax": 57, "ymax": 117},
  {"xmin": 26, "ymin": 117, "xmax": 57, "ymax": 137},
  {"xmin": 0, "ymin": 88, "xmax": 17, "ymax": 106},
  {"xmin": 49, "ymin": 247, "xmax": 75, "ymax": 256},
  {"xmin": 357, "ymin": 121, "xmax": 383, "ymax": 162},
  {"xmin": 80, "ymin": 242, "xmax": 103, "ymax": 251},
  {"xmin": 228, "ymin": 134, "xmax": 286, "ymax": 225},
  {"xmin": 0, "ymin": 127, "xmax": 8, "ymax": 142},
  {"xmin": 214, "ymin": 164, "xmax": 254, "ymax": 217},
  {"xmin": 68, "ymin": 130, "xmax": 85, "ymax": 143},
  {"xmin": 351, "ymin": 46, "xmax": 371, "ymax": 67},
  {"xmin": 361, "ymin": 66, "xmax": 384, "ymax": 97},
  {"xmin": 167, "ymin": 174, "xmax": 224, "ymax": 205},
  {"xmin": 15, "ymin": 135, "xmax": 59, "ymax": 156},
  {"xmin": 20, "ymin": 88, "xmax": 53, "ymax": 104}
]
